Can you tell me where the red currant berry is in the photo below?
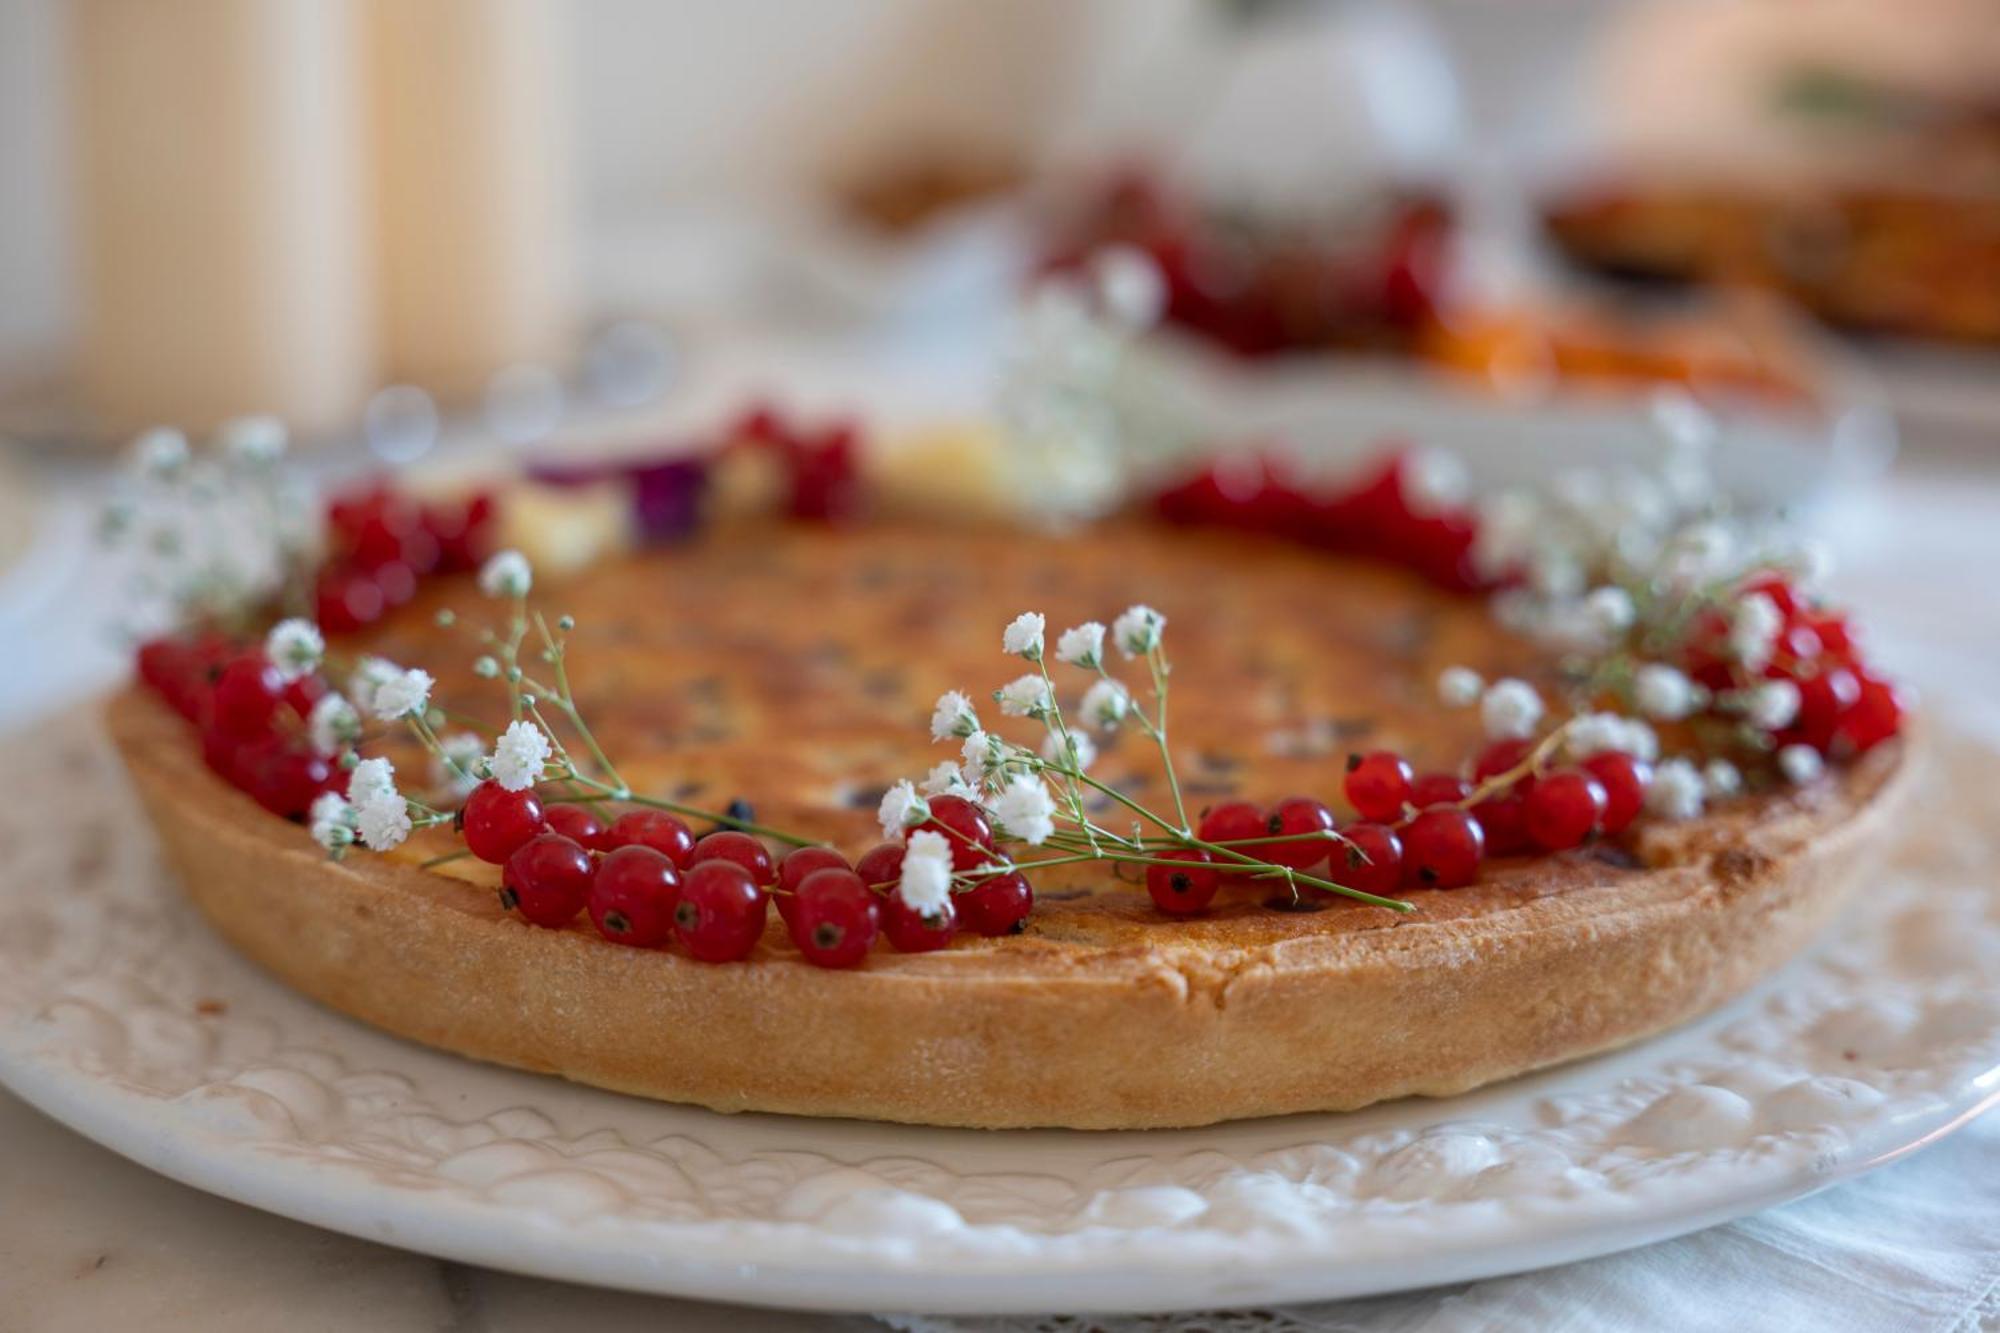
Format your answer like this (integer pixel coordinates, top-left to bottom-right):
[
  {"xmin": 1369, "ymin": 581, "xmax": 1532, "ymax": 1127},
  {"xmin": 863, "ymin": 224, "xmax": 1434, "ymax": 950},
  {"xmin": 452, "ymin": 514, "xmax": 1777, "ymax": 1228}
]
[
  {"xmin": 461, "ymin": 781, "xmax": 546, "ymax": 864},
  {"xmin": 604, "ymin": 810, "xmax": 696, "ymax": 866},
  {"xmin": 1837, "ymin": 673, "xmax": 1908, "ymax": 753},
  {"xmin": 775, "ymin": 846, "xmax": 850, "ymax": 924},
  {"xmin": 1472, "ymin": 738, "xmax": 1537, "ymax": 789},
  {"xmin": 882, "ymin": 890, "xmax": 957, "ymax": 953},
  {"xmin": 1791, "ymin": 666, "xmax": 1861, "ymax": 752},
  {"xmin": 372, "ymin": 560, "xmax": 419, "ymax": 608},
  {"xmin": 211, "ymin": 654, "xmax": 284, "ymax": 738},
  {"xmin": 690, "ymin": 830, "xmax": 775, "ymax": 887},
  {"xmin": 500, "ymin": 834, "xmax": 594, "ymax": 928},
  {"xmin": 1524, "ymin": 769, "xmax": 1608, "ymax": 851},
  {"xmin": 1196, "ymin": 801, "xmax": 1265, "ymax": 848},
  {"xmin": 1740, "ymin": 572, "xmax": 1799, "ymax": 618},
  {"xmin": 788, "ymin": 868, "xmax": 880, "ymax": 968},
  {"xmin": 1579, "ymin": 752, "xmax": 1651, "ymax": 835},
  {"xmin": 1344, "ymin": 751, "xmax": 1414, "ymax": 822},
  {"xmin": 1332, "ymin": 823, "xmax": 1403, "ymax": 896},
  {"xmin": 1470, "ymin": 795, "xmax": 1532, "ymax": 856},
  {"xmin": 542, "ymin": 803, "xmax": 609, "ymax": 851},
  {"xmin": 1401, "ymin": 805, "xmax": 1485, "ymax": 888},
  {"xmin": 1410, "ymin": 772, "xmax": 1471, "ymax": 807},
  {"xmin": 1264, "ymin": 796, "xmax": 1337, "ymax": 870},
  {"xmin": 912, "ymin": 793, "xmax": 994, "ymax": 870},
  {"xmin": 137, "ymin": 637, "xmax": 213, "ymax": 720},
  {"xmin": 586, "ymin": 845, "xmax": 680, "ymax": 947},
  {"xmin": 853, "ymin": 842, "xmax": 906, "ymax": 893},
  {"xmin": 673, "ymin": 861, "xmax": 769, "ymax": 962},
  {"xmin": 200, "ymin": 724, "xmax": 254, "ymax": 789},
  {"xmin": 1798, "ymin": 610, "xmax": 1854, "ymax": 661},
  {"xmin": 957, "ymin": 871, "xmax": 1033, "ymax": 936},
  {"xmin": 1146, "ymin": 848, "xmax": 1220, "ymax": 915},
  {"xmin": 282, "ymin": 672, "xmax": 326, "ymax": 718},
  {"xmin": 314, "ymin": 565, "xmax": 386, "ymax": 635},
  {"xmin": 247, "ymin": 743, "xmax": 334, "ymax": 820}
]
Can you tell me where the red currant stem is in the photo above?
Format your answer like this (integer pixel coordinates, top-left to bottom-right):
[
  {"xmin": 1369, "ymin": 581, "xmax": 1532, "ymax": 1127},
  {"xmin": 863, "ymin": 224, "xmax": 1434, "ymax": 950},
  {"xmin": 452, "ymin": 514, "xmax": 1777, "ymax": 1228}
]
[
  {"xmin": 558, "ymin": 779, "xmax": 819, "ymax": 849},
  {"xmin": 1039, "ymin": 828, "xmax": 1412, "ymax": 911},
  {"xmin": 1143, "ymin": 649, "xmax": 1189, "ymax": 832},
  {"xmin": 1117, "ymin": 829, "xmax": 1361, "ymax": 852},
  {"xmin": 419, "ymin": 848, "xmax": 473, "ymax": 870},
  {"xmin": 1456, "ymin": 718, "xmax": 1580, "ymax": 811},
  {"xmin": 520, "ymin": 613, "xmax": 627, "ymax": 795}
]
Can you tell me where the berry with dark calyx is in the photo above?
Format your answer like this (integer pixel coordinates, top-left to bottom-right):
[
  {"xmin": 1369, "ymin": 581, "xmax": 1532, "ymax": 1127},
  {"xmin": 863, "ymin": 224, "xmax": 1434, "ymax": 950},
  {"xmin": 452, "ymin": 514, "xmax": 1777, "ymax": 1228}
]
[
  {"xmin": 543, "ymin": 803, "xmax": 610, "ymax": 852},
  {"xmin": 673, "ymin": 860, "xmax": 769, "ymax": 962},
  {"xmin": 1524, "ymin": 769, "xmax": 1608, "ymax": 851},
  {"xmin": 461, "ymin": 781, "xmax": 547, "ymax": 864},
  {"xmin": 211, "ymin": 654, "xmax": 285, "ymax": 738},
  {"xmin": 1264, "ymin": 796, "xmax": 1337, "ymax": 870},
  {"xmin": 500, "ymin": 834, "xmax": 595, "ymax": 928},
  {"xmin": 854, "ymin": 842, "xmax": 905, "ymax": 893},
  {"xmin": 1332, "ymin": 823, "xmax": 1403, "ymax": 896},
  {"xmin": 1344, "ymin": 750, "xmax": 1414, "ymax": 822},
  {"xmin": 1401, "ymin": 805, "xmax": 1485, "ymax": 888},
  {"xmin": 1837, "ymin": 673, "xmax": 1908, "ymax": 754},
  {"xmin": 788, "ymin": 868, "xmax": 880, "ymax": 968},
  {"xmin": 1146, "ymin": 848, "xmax": 1220, "ymax": 915},
  {"xmin": 1470, "ymin": 794, "xmax": 1531, "ymax": 856},
  {"xmin": 882, "ymin": 891, "xmax": 957, "ymax": 953},
  {"xmin": 1579, "ymin": 752, "xmax": 1651, "ymax": 835},
  {"xmin": 1196, "ymin": 801, "xmax": 1264, "ymax": 848},
  {"xmin": 689, "ymin": 830, "xmax": 776, "ymax": 887},
  {"xmin": 776, "ymin": 846, "xmax": 851, "ymax": 925},
  {"xmin": 1410, "ymin": 772, "xmax": 1471, "ymax": 807},
  {"xmin": 586, "ymin": 845, "xmax": 681, "ymax": 947},
  {"xmin": 957, "ymin": 871, "xmax": 1033, "ymax": 936},
  {"xmin": 913, "ymin": 793, "xmax": 995, "ymax": 870},
  {"xmin": 604, "ymin": 809, "xmax": 696, "ymax": 866}
]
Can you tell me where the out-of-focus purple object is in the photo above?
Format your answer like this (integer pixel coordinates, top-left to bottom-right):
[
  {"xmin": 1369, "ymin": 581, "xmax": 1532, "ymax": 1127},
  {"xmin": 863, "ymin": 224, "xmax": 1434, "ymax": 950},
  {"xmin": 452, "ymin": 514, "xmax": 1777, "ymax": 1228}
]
[{"xmin": 526, "ymin": 452, "xmax": 713, "ymax": 544}]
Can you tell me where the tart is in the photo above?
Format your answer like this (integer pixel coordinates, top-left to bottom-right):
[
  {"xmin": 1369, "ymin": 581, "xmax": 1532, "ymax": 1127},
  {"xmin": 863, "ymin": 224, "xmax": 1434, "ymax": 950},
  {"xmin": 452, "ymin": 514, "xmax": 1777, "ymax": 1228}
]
[{"xmin": 108, "ymin": 517, "xmax": 1911, "ymax": 1130}]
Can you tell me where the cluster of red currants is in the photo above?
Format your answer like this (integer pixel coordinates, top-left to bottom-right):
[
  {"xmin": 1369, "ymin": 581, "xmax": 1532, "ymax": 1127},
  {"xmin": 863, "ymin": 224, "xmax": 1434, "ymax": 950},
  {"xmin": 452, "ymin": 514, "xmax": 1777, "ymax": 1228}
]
[
  {"xmin": 316, "ymin": 485, "xmax": 498, "ymax": 634},
  {"xmin": 136, "ymin": 638, "xmax": 343, "ymax": 822},
  {"xmin": 730, "ymin": 403, "xmax": 866, "ymax": 524},
  {"xmin": 467, "ymin": 786, "xmax": 1032, "ymax": 968}
]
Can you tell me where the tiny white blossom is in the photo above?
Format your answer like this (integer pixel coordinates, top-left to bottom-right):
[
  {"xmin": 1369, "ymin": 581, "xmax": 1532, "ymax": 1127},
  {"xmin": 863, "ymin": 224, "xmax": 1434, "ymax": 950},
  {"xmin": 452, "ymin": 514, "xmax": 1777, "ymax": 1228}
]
[
  {"xmin": 369, "ymin": 668, "xmax": 434, "ymax": 721},
  {"xmin": 1002, "ymin": 612, "xmax": 1046, "ymax": 660},
  {"xmin": 478, "ymin": 549, "xmax": 534, "ymax": 599},
  {"xmin": 356, "ymin": 791, "xmax": 412, "ymax": 851},
  {"xmin": 347, "ymin": 756, "xmax": 398, "ymax": 807},
  {"xmin": 1744, "ymin": 679, "xmax": 1802, "ymax": 731},
  {"xmin": 307, "ymin": 691, "xmax": 362, "ymax": 755},
  {"xmin": 1092, "ymin": 244, "xmax": 1165, "ymax": 330},
  {"xmin": 1729, "ymin": 592, "xmax": 1785, "ymax": 672},
  {"xmin": 1437, "ymin": 666, "xmax": 1484, "ymax": 707},
  {"xmin": 1703, "ymin": 758, "xmax": 1743, "ymax": 798},
  {"xmin": 921, "ymin": 760, "xmax": 974, "ymax": 798},
  {"xmin": 987, "ymin": 776, "xmax": 1057, "ymax": 845},
  {"xmin": 1614, "ymin": 716, "xmax": 1661, "ymax": 762},
  {"xmin": 1582, "ymin": 587, "xmax": 1636, "ymax": 636},
  {"xmin": 263, "ymin": 618, "xmax": 324, "ymax": 682},
  {"xmin": 1634, "ymin": 664, "xmax": 1698, "ymax": 722},
  {"xmin": 347, "ymin": 656, "xmax": 401, "ymax": 715},
  {"xmin": 1564, "ymin": 711, "xmax": 1630, "ymax": 759},
  {"xmin": 217, "ymin": 415, "xmax": 287, "ymax": 464},
  {"xmin": 434, "ymin": 731, "xmax": 486, "ymax": 798},
  {"xmin": 1646, "ymin": 758, "xmax": 1705, "ymax": 820},
  {"xmin": 1401, "ymin": 447, "xmax": 1470, "ymax": 516},
  {"xmin": 308, "ymin": 792, "xmax": 355, "ymax": 853},
  {"xmin": 929, "ymin": 690, "xmax": 980, "ymax": 742},
  {"xmin": 877, "ymin": 779, "xmax": 929, "ymax": 840},
  {"xmin": 1055, "ymin": 622, "xmax": 1106, "ymax": 668},
  {"xmin": 897, "ymin": 829, "xmax": 954, "ymax": 916},
  {"xmin": 488, "ymin": 719, "xmax": 552, "ymax": 792},
  {"xmin": 1785, "ymin": 539, "xmax": 1835, "ymax": 590},
  {"xmin": 1040, "ymin": 729, "xmax": 1096, "ymax": 772},
  {"xmin": 1079, "ymin": 678, "xmax": 1130, "ymax": 729},
  {"xmin": 133, "ymin": 428, "xmax": 190, "ymax": 479},
  {"xmin": 1778, "ymin": 744, "xmax": 1825, "ymax": 785},
  {"xmin": 1112, "ymin": 605, "xmax": 1165, "ymax": 658},
  {"xmin": 1481, "ymin": 679, "xmax": 1544, "ymax": 741},
  {"xmin": 997, "ymin": 674, "xmax": 1053, "ymax": 719}
]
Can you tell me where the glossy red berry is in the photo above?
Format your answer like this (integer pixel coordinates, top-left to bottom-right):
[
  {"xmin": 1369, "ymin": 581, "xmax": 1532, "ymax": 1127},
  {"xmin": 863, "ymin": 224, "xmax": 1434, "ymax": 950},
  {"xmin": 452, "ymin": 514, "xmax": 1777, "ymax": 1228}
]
[
  {"xmin": 586, "ymin": 845, "xmax": 681, "ymax": 947},
  {"xmin": 690, "ymin": 830, "xmax": 775, "ymax": 887},
  {"xmin": 788, "ymin": 868, "xmax": 880, "ymax": 968},
  {"xmin": 1791, "ymin": 666, "xmax": 1861, "ymax": 752},
  {"xmin": 461, "ymin": 781, "xmax": 546, "ymax": 864},
  {"xmin": 1332, "ymin": 823, "xmax": 1403, "ymax": 896},
  {"xmin": 1146, "ymin": 848, "xmax": 1220, "ymax": 915},
  {"xmin": 1470, "ymin": 794, "xmax": 1532, "ymax": 856},
  {"xmin": 957, "ymin": 871, "xmax": 1033, "ymax": 936},
  {"xmin": 1410, "ymin": 772, "xmax": 1471, "ymax": 807},
  {"xmin": 1196, "ymin": 801, "xmax": 1265, "ymax": 848},
  {"xmin": 1472, "ymin": 738, "xmax": 1537, "ymax": 790},
  {"xmin": 1264, "ymin": 797, "xmax": 1337, "ymax": 870},
  {"xmin": 1579, "ymin": 752, "xmax": 1651, "ymax": 835},
  {"xmin": 853, "ymin": 842, "xmax": 906, "ymax": 893},
  {"xmin": 246, "ymin": 743, "xmax": 335, "ymax": 820},
  {"xmin": 211, "ymin": 654, "xmax": 285, "ymax": 738},
  {"xmin": 1344, "ymin": 751, "xmax": 1414, "ymax": 822},
  {"xmin": 200, "ymin": 723, "xmax": 256, "ymax": 788},
  {"xmin": 1524, "ymin": 769, "xmax": 1608, "ymax": 851},
  {"xmin": 776, "ymin": 846, "xmax": 851, "ymax": 924},
  {"xmin": 1740, "ymin": 572, "xmax": 1799, "ymax": 618},
  {"xmin": 882, "ymin": 891, "xmax": 957, "ymax": 953},
  {"xmin": 1798, "ymin": 610, "xmax": 1854, "ymax": 661},
  {"xmin": 500, "ymin": 834, "xmax": 594, "ymax": 928},
  {"xmin": 912, "ymin": 793, "xmax": 994, "ymax": 870},
  {"xmin": 281, "ymin": 672, "xmax": 326, "ymax": 718},
  {"xmin": 1837, "ymin": 673, "xmax": 1908, "ymax": 753},
  {"xmin": 542, "ymin": 803, "xmax": 610, "ymax": 851},
  {"xmin": 673, "ymin": 860, "xmax": 768, "ymax": 962},
  {"xmin": 1401, "ymin": 805, "xmax": 1485, "ymax": 888},
  {"xmin": 604, "ymin": 809, "xmax": 696, "ymax": 866}
]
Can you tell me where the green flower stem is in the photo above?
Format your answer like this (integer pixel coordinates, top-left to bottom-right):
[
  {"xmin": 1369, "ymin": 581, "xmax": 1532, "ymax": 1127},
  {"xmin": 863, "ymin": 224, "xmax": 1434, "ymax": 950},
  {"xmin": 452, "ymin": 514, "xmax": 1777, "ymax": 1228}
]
[
  {"xmin": 558, "ymin": 775, "xmax": 818, "ymax": 849},
  {"xmin": 1146, "ymin": 647, "xmax": 1189, "ymax": 832},
  {"xmin": 419, "ymin": 848, "xmax": 472, "ymax": 871}
]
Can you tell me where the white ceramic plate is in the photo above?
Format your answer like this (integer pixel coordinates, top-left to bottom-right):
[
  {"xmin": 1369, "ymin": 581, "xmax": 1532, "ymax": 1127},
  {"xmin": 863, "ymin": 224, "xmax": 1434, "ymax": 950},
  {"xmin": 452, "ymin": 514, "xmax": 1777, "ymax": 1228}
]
[{"xmin": 2, "ymin": 709, "xmax": 1997, "ymax": 1317}]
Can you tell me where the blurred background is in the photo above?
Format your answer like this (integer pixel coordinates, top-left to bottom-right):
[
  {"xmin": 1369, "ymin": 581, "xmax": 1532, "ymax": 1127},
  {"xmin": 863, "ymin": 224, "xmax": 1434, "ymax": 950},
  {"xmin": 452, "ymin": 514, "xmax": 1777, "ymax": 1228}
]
[{"xmin": 2, "ymin": 0, "xmax": 1997, "ymax": 720}]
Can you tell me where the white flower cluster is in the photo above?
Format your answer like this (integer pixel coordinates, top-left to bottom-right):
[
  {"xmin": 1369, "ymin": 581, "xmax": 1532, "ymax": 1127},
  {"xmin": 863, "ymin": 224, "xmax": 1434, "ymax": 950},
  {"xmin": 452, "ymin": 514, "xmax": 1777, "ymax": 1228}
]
[
  {"xmin": 345, "ymin": 757, "xmax": 411, "ymax": 851},
  {"xmin": 263, "ymin": 618, "xmax": 323, "ymax": 683},
  {"xmin": 487, "ymin": 719, "xmax": 552, "ymax": 792},
  {"xmin": 478, "ymin": 549, "xmax": 534, "ymax": 599}
]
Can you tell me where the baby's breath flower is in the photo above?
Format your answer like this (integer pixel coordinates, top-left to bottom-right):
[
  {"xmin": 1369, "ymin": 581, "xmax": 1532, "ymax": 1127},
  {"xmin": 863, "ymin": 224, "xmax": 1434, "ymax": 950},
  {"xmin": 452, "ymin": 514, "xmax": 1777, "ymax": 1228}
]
[
  {"xmin": 1040, "ymin": 729, "xmax": 1096, "ymax": 772},
  {"xmin": 1743, "ymin": 679, "xmax": 1802, "ymax": 731},
  {"xmin": 1437, "ymin": 666, "xmax": 1483, "ymax": 707},
  {"xmin": 1002, "ymin": 612, "xmax": 1046, "ymax": 661},
  {"xmin": 369, "ymin": 668, "xmax": 434, "ymax": 721},
  {"xmin": 1563, "ymin": 712, "xmax": 1629, "ymax": 759},
  {"xmin": 217, "ymin": 415, "xmax": 287, "ymax": 464},
  {"xmin": 1614, "ymin": 716, "xmax": 1661, "ymax": 762},
  {"xmin": 263, "ymin": 618, "xmax": 324, "ymax": 683},
  {"xmin": 1111, "ymin": 605, "xmax": 1165, "ymax": 658},
  {"xmin": 488, "ymin": 719, "xmax": 552, "ymax": 792},
  {"xmin": 477, "ymin": 549, "xmax": 534, "ymax": 599},
  {"xmin": 434, "ymin": 731, "xmax": 486, "ymax": 798},
  {"xmin": 1582, "ymin": 586, "xmax": 1636, "ymax": 636},
  {"xmin": 877, "ymin": 779, "xmax": 929, "ymax": 840},
  {"xmin": 1778, "ymin": 744, "xmax": 1825, "ymax": 785},
  {"xmin": 1055, "ymin": 622, "xmax": 1106, "ymax": 668},
  {"xmin": 1079, "ymin": 678, "xmax": 1130, "ymax": 730},
  {"xmin": 356, "ymin": 791, "xmax": 412, "ymax": 852},
  {"xmin": 347, "ymin": 756, "xmax": 398, "ymax": 807},
  {"xmin": 347, "ymin": 656, "xmax": 401, "ymax": 715},
  {"xmin": 133, "ymin": 428, "xmax": 190, "ymax": 479},
  {"xmin": 307, "ymin": 691, "xmax": 362, "ymax": 756},
  {"xmin": 1728, "ymin": 592, "xmax": 1785, "ymax": 672},
  {"xmin": 929, "ymin": 690, "xmax": 980, "ymax": 742},
  {"xmin": 1634, "ymin": 664, "xmax": 1698, "ymax": 722},
  {"xmin": 920, "ymin": 760, "xmax": 974, "ymax": 798},
  {"xmin": 1480, "ymin": 679, "xmax": 1544, "ymax": 741},
  {"xmin": 1703, "ymin": 757, "xmax": 1743, "ymax": 798},
  {"xmin": 897, "ymin": 829, "xmax": 954, "ymax": 916},
  {"xmin": 1091, "ymin": 244, "xmax": 1165, "ymax": 331},
  {"xmin": 1401, "ymin": 447, "xmax": 1469, "ymax": 516},
  {"xmin": 308, "ymin": 792, "xmax": 355, "ymax": 854},
  {"xmin": 473, "ymin": 655, "xmax": 500, "ymax": 679},
  {"xmin": 996, "ymin": 674, "xmax": 1053, "ymax": 719},
  {"xmin": 1645, "ymin": 758, "xmax": 1705, "ymax": 820},
  {"xmin": 987, "ymin": 775, "xmax": 1057, "ymax": 845}
]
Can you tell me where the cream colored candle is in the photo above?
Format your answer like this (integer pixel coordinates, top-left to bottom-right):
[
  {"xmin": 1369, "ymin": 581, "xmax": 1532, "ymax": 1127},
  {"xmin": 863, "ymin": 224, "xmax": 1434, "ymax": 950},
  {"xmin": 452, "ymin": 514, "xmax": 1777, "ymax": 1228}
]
[
  {"xmin": 367, "ymin": 0, "xmax": 574, "ymax": 401},
  {"xmin": 72, "ymin": 0, "xmax": 375, "ymax": 436}
]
